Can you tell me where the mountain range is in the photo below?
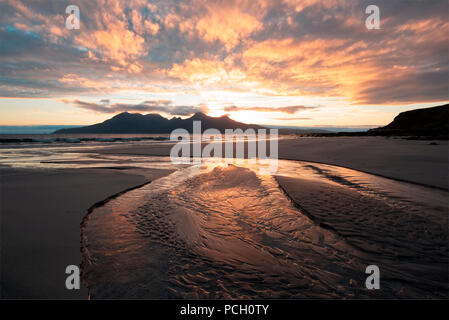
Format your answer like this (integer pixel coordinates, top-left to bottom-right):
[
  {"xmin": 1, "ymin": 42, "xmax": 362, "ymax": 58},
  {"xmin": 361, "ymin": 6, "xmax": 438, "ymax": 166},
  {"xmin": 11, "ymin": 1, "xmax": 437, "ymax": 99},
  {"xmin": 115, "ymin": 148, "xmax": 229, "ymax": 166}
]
[
  {"xmin": 54, "ymin": 104, "xmax": 449, "ymax": 137},
  {"xmin": 54, "ymin": 112, "xmax": 262, "ymax": 134}
]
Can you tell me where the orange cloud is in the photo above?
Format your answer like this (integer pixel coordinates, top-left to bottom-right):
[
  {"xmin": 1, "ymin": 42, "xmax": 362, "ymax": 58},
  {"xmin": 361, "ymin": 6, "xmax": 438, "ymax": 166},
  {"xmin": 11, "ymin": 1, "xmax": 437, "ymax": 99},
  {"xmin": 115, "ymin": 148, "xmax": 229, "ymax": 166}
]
[
  {"xmin": 195, "ymin": 5, "xmax": 262, "ymax": 49},
  {"xmin": 75, "ymin": 23, "xmax": 145, "ymax": 73},
  {"xmin": 170, "ymin": 0, "xmax": 264, "ymax": 50},
  {"xmin": 168, "ymin": 57, "xmax": 246, "ymax": 86},
  {"xmin": 1, "ymin": 0, "xmax": 447, "ymax": 108},
  {"xmin": 59, "ymin": 74, "xmax": 103, "ymax": 89}
]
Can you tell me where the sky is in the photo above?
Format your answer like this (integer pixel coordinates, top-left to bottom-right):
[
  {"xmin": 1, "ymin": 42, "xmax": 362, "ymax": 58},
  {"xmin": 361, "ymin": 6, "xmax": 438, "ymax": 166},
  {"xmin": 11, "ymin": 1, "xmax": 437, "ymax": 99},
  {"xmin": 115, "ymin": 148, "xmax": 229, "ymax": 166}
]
[{"xmin": 0, "ymin": 0, "xmax": 447, "ymax": 127}]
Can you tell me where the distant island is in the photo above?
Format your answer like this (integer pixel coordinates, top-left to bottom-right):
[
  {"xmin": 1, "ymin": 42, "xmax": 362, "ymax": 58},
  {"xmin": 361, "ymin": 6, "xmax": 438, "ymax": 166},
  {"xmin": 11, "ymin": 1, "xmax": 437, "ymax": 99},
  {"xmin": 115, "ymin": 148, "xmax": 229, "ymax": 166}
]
[
  {"xmin": 54, "ymin": 104, "xmax": 449, "ymax": 139},
  {"xmin": 54, "ymin": 112, "xmax": 262, "ymax": 134}
]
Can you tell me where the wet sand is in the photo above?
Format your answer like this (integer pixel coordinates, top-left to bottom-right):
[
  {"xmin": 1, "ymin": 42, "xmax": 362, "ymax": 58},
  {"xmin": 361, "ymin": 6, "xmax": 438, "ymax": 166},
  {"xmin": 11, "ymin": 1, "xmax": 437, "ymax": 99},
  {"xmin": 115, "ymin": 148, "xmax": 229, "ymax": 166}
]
[
  {"xmin": 1, "ymin": 135, "xmax": 447, "ymax": 299},
  {"xmin": 83, "ymin": 165, "xmax": 361, "ymax": 299},
  {"xmin": 82, "ymin": 161, "xmax": 448, "ymax": 299},
  {"xmin": 275, "ymin": 175, "xmax": 448, "ymax": 298},
  {"xmin": 0, "ymin": 166, "xmax": 173, "ymax": 298},
  {"xmin": 278, "ymin": 136, "xmax": 449, "ymax": 190},
  {"xmin": 79, "ymin": 136, "xmax": 449, "ymax": 189}
]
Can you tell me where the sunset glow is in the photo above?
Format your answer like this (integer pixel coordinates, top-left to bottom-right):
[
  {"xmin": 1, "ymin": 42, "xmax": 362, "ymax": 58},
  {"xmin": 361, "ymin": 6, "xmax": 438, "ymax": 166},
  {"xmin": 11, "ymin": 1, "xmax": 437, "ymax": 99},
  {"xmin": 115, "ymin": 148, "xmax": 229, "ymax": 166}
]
[{"xmin": 0, "ymin": 0, "xmax": 448, "ymax": 126}]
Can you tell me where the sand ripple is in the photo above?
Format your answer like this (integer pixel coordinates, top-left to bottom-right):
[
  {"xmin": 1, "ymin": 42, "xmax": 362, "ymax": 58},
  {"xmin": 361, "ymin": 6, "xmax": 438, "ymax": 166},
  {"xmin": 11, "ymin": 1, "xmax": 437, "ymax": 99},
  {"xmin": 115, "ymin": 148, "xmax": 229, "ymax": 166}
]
[{"xmin": 81, "ymin": 160, "xmax": 448, "ymax": 299}]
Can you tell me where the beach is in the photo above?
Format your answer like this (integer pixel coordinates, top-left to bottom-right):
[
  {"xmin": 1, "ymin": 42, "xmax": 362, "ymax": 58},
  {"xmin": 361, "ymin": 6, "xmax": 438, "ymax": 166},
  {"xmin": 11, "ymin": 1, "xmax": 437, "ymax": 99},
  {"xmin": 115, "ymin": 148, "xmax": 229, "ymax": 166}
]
[
  {"xmin": 0, "ymin": 166, "xmax": 173, "ymax": 298},
  {"xmin": 73, "ymin": 136, "xmax": 449, "ymax": 189},
  {"xmin": 278, "ymin": 136, "xmax": 449, "ymax": 190},
  {"xmin": 0, "ymin": 135, "xmax": 448, "ymax": 298}
]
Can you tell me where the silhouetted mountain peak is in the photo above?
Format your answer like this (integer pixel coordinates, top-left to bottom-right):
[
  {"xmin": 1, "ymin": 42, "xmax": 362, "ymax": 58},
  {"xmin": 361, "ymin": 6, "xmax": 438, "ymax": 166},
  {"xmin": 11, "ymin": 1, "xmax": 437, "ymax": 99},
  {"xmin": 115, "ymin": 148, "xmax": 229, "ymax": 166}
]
[
  {"xmin": 110, "ymin": 112, "xmax": 142, "ymax": 120},
  {"xmin": 190, "ymin": 112, "xmax": 209, "ymax": 120},
  {"xmin": 144, "ymin": 113, "xmax": 166, "ymax": 119},
  {"xmin": 112, "ymin": 112, "xmax": 131, "ymax": 118},
  {"xmin": 54, "ymin": 112, "xmax": 263, "ymax": 134}
]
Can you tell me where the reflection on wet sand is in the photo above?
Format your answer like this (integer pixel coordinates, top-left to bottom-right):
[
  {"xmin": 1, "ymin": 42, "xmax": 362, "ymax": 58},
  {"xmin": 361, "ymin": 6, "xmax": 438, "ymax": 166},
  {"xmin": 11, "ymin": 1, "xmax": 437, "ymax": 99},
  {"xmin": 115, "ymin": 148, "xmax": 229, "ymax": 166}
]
[{"xmin": 81, "ymin": 159, "xmax": 448, "ymax": 299}]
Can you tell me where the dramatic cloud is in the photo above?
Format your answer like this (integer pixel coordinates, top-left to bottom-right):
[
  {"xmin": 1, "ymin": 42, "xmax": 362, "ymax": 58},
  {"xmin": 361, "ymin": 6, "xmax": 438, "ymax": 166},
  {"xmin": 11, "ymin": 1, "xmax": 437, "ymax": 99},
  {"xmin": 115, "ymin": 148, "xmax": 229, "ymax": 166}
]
[
  {"xmin": 65, "ymin": 99, "xmax": 209, "ymax": 116},
  {"xmin": 0, "ymin": 0, "xmax": 448, "ymax": 124}
]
